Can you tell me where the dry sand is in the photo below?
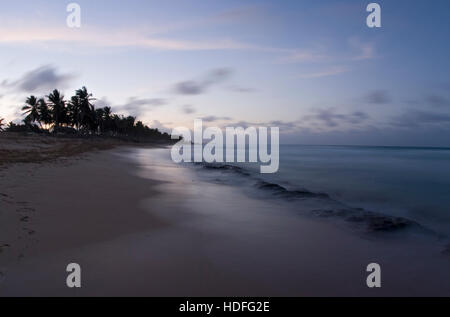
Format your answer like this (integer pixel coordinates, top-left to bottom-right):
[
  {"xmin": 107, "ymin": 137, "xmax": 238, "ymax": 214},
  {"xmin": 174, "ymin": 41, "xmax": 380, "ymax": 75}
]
[
  {"xmin": 0, "ymin": 134, "xmax": 166, "ymax": 295},
  {"xmin": 0, "ymin": 132, "xmax": 126, "ymax": 166}
]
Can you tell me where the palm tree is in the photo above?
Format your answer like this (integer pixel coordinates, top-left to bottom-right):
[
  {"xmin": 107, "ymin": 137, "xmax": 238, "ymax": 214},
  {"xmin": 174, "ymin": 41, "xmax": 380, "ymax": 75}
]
[
  {"xmin": 67, "ymin": 95, "xmax": 82, "ymax": 130},
  {"xmin": 8, "ymin": 86, "xmax": 174, "ymax": 140},
  {"xmin": 95, "ymin": 108, "xmax": 105, "ymax": 133},
  {"xmin": 47, "ymin": 89, "xmax": 66, "ymax": 128},
  {"xmin": 111, "ymin": 114, "xmax": 121, "ymax": 135},
  {"xmin": 102, "ymin": 106, "xmax": 115, "ymax": 134},
  {"xmin": 124, "ymin": 116, "xmax": 136, "ymax": 135},
  {"xmin": 38, "ymin": 98, "xmax": 52, "ymax": 129},
  {"xmin": 22, "ymin": 96, "xmax": 41, "ymax": 127},
  {"xmin": 75, "ymin": 87, "xmax": 96, "ymax": 132},
  {"xmin": 102, "ymin": 106, "xmax": 112, "ymax": 122}
]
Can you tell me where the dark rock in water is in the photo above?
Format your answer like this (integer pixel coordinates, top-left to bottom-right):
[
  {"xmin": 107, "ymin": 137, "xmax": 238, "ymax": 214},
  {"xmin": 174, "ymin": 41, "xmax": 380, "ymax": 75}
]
[
  {"xmin": 364, "ymin": 214, "xmax": 412, "ymax": 232},
  {"xmin": 257, "ymin": 181, "xmax": 286, "ymax": 191},
  {"xmin": 197, "ymin": 163, "xmax": 251, "ymax": 176},
  {"xmin": 312, "ymin": 208, "xmax": 416, "ymax": 232},
  {"xmin": 256, "ymin": 181, "xmax": 329, "ymax": 199},
  {"xmin": 195, "ymin": 164, "xmax": 418, "ymax": 234},
  {"xmin": 291, "ymin": 190, "xmax": 329, "ymax": 199},
  {"xmin": 312, "ymin": 209, "xmax": 347, "ymax": 218}
]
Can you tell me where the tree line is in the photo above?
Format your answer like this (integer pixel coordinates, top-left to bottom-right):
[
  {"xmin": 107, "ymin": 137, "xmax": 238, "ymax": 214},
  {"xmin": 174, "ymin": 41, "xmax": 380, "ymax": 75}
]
[{"xmin": 0, "ymin": 87, "xmax": 173, "ymax": 141}]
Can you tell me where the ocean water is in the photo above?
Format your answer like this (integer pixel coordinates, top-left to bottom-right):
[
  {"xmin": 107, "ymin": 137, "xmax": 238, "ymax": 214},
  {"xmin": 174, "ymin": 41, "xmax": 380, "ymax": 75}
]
[
  {"xmin": 128, "ymin": 146, "xmax": 450, "ymax": 295},
  {"xmin": 186, "ymin": 145, "xmax": 450, "ymax": 236}
]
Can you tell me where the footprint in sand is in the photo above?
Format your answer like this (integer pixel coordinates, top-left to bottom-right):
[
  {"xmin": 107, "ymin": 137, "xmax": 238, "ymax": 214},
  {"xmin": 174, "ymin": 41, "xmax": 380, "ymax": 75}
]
[
  {"xmin": 17, "ymin": 207, "xmax": 35, "ymax": 213},
  {"xmin": 0, "ymin": 193, "xmax": 14, "ymax": 204},
  {"xmin": 0, "ymin": 243, "xmax": 11, "ymax": 254},
  {"xmin": 22, "ymin": 228, "xmax": 36, "ymax": 235}
]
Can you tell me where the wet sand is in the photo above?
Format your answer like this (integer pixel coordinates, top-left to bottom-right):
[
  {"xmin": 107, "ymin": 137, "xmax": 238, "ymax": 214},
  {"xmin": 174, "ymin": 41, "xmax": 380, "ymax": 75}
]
[{"xmin": 1, "ymin": 146, "xmax": 450, "ymax": 296}]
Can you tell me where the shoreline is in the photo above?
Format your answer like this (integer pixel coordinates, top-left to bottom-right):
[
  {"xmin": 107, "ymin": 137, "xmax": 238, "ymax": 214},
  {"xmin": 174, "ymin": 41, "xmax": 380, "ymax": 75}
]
[{"xmin": 1, "ymin": 145, "xmax": 450, "ymax": 296}]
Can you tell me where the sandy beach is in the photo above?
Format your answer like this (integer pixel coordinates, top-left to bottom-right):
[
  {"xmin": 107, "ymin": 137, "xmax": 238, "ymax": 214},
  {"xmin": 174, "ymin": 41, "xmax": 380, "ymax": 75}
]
[
  {"xmin": 1, "ymin": 0, "xmax": 450, "ymax": 303},
  {"xmin": 1, "ymin": 135, "xmax": 450, "ymax": 296}
]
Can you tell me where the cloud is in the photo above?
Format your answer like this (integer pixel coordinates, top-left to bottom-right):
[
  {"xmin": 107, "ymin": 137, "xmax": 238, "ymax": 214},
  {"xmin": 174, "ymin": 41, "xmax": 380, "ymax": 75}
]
[
  {"xmin": 277, "ymin": 37, "xmax": 377, "ymax": 65},
  {"xmin": 267, "ymin": 120, "xmax": 301, "ymax": 132},
  {"xmin": 391, "ymin": 110, "xmax": 450, "ymax": 128},
  {"xmin": 298, "ymin": 66, "xmax": 349, "ymax": 79},
  {"xmin": 174, "ymin": 81, "xmax": 204, "ymax": 95},
  {"xmin": 228, "ymin": 85, "xmax": 256, "ymax": 93},
  {"xmin": 212, "ymin": 119, "xmax": 300, "ymax": 133},
  {"xmin": 181, "ymin": 105, "xmax": 196, "ymax": 114},
  {"xmin": 170, "ymin": 112, "xmax": 450, "ymax": 147},
  {"xmin": 208, "ymin": 6, "xmax": 264, "ymax": 25},
  {"xmin": 150, "ymin": 120, "xmax": 171, "ymax": 133},
  {"xmin": 174, "ymin": 68, "xmax": 233, "ymax": 95},
  {"xmin": 94, "ymin": 97, "xmax": 111, "ymax": 109},
  {"xmin": 201, "ymin": 115, "xmax": 233, "ymax": 122},
  {"xmin": 346, "ymin": 111, "xmax": 369, "ymax": 123},
  {"xmin": 426, "ymin": 95, "xmax": 450, "ymax": 108},
  {"xmin": 0, "ymin": 25, "xmax": 274, "ymax": 52},
  {"xmin": 366, "ymin": 90, "xmax": 391, "ymax": 104},
  {"xmin": 277, "ymin": 50, "xmax": 329, "ymax": 64},
  {"xmin": 209, "ymin": 109, "xmax": 369, "ymax": 134},
  {"xmin": 281, "ymin": 125, "xmax": 450, "ymax": 147},
  {"xmin": 2, "ymin": 65, "xmax": 75, "ymax": 93},
  {"xmin": 222, "ymin": 120, "xmax": 256, "ymax": 129},
  {"xmin": 303, "ymin": 108, "xmax": 369, "ymax": 128},
  {"xmin": 349, "ymin": 38, "xmax": 376, "ymax": 61},
  {"xmin": 117, "ymin": 97, "xmax": 167, "ymax": 116}
]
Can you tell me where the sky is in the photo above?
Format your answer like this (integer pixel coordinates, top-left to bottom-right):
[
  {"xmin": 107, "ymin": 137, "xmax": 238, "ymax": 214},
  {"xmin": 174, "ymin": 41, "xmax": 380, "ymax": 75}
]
[{"xmin": 0, "ymin": 0, "xmax": 449, "ymax": 146}]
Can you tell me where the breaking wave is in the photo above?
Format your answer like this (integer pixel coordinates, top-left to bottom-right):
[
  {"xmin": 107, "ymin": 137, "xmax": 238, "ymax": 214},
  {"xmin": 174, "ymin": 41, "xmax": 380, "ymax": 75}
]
[{"xmin": 193, "ymin": 162, "xmax": 426, "ymax": 234}]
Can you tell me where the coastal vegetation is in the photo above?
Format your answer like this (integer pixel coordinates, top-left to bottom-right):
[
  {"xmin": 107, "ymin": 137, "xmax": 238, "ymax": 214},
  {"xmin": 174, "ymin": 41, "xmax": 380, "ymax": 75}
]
[{"xmin": 0, "ymin": 87, "xmax": 173, "ymax": 143}]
